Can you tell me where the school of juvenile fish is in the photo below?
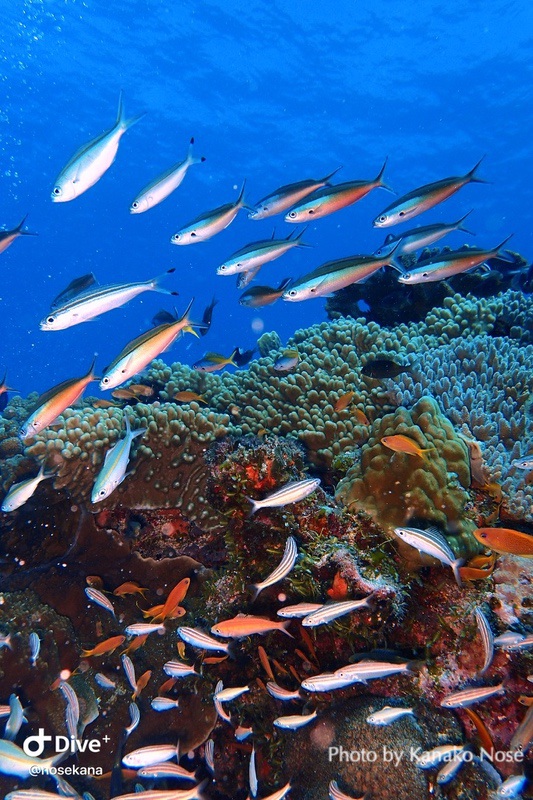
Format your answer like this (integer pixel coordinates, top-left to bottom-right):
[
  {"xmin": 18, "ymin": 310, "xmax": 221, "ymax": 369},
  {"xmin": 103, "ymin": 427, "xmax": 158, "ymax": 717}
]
[{"xmin": 0, "ymin": 94, "xmax": 532, "ymax": 800}]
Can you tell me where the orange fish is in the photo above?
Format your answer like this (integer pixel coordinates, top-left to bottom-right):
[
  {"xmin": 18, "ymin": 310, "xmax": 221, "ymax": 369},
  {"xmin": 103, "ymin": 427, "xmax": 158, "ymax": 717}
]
[
  {"xmin": 20, "ymin": 357, "xmax": 97, "ymax": 440},
  {"xmin": 111, "ymin": 388, "xmax": 138, "ymax": 400},
  {"xmin": 381, "ymin": 434, "xmax": 433, "ymax": 459},
  {"xmin": 86, "ymin": 575, "xmax": 104, "ymax": 589},
  {"xmin": 327, "ymin": 571, "xmax": 350, "ymax": 600},
  {"xmin": 473, "ymin": 527, "xmax": 533, "ymax": 558},
  {"xmin": 128, "ymin": 384, "xmax": 154, "ymax": 397},
  {"xmin": 258, "ymin": 645, "xmax": 275, "ymax": 681},
  {"xmin": 92, "ymin": 399, "xmax": 117, "ymax": 409},
  {"xmin": 458, "ymin": 552, "xmax": 496, "ymax": 582},
  {"xmin": 174, "ymin": 390, "xmax": 207, "ymax": 404},
  {"xmin": 463, "ymin": 707, "xmax": 494, "ymax": 754},
  {"xmin": 81, "ymin": 635, "xmax": 125, "ymax": 658},
  {"xmin": 113, "ymin": 581, "xmax": 149, "ymax": 598},
  {"xmin": 152, "ymin": 577, "xmax": 190, "ymax": 622},
  {"xmin": 353, "ymin": 408, "xmax": 370, "ymax": 425},
  {"xmin": 159, "ymin": 677, "xmax": 177, "ymax": 694},
  {"xmin": 334, "ymin": 391, "xmax": 355, "ymax": 412},
  {"xmin": 211, "ymin": 615, "xmax": 292, "ymax": 638},
  {"xmin": 121, "ymin": 633, "xmax": 149, "ymax": 656},
  {"xmin": 142, "ymin": 603, "xmax": 165, "ymax": 618},
  {"xmin": 0, "ymin": 373, "xmax": 17, "ymax": 396},
  {"xmin": 203, "ymin": 655, "xmax": 228, "ymax": 664},
  {"xmin": 133, "ymin": 669, "xmax": 151, "ymax": 699}
]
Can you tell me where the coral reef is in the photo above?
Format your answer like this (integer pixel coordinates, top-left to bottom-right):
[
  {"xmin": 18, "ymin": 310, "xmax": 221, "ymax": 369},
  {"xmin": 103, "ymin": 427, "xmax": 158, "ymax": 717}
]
[{"xmin": 335, "ymin": 396, "xmax": 478, "ymax": 559}]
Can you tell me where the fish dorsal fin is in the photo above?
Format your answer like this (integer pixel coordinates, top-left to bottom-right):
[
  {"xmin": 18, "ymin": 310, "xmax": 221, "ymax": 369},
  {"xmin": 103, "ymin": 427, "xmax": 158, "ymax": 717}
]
[
  {"xmin": 51, "ymin": 273, "xmax": 98, "ymax": 309},
  {"xmin": 152, "ymin": 309, "xmax": 177, "ymax": 326},
  {"xmin": 385, "ymin": 234, "xmax": 396, "ymax": 244}
]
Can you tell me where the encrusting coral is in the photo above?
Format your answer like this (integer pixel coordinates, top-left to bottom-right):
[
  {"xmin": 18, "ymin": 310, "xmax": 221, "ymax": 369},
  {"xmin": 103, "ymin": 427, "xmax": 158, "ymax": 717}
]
[{"xmin": 335, "ymin": 396, "xmax": 478, "ymax": 559}]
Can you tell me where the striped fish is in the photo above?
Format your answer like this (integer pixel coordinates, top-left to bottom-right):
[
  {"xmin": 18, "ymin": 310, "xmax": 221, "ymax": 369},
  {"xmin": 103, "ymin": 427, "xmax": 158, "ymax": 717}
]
[
  {"xmin": 29, "ymin": 633, "xmax": 40, "ymax": 666},
  {"xmin": 277, "ymin": 602, "xmax": 323, "ymax": 619},
  {"xmin": 373, "ymin": 157, "xmax": 486, "ymax": 227},
  {"xmin": 373, "ymin": 211, "xmax": 474, "ymax": 257},
  {"xmin": 124, "ymin": 702, "xmax": 140, "ymax": 738},
  {"xmin": 474, "ymin": 607, "xmax": 494, "ymax": 675},
  {"xmin": 249, "ymin": 745, "xmax": 258, "ymax": 798},
  {"xmin": 130, "ymin": 138, "xmax": 205, "ymax": 214},
  {"xmin": 393, "ymin": 526, "xmax": 464, "ymax": 586},
  {"xmin": 301, "ymin": 593, "xmax": 375, "ymax": 628},
  {"xmin": 20, "ymin": 358, "xmax": 97, "ymax": 440},
  {"xmin": 204, "ymin": 738, "xmax": 215, "ymax": 775},
  {"xmin": 217, "ymin": 229, "xmax": 308, "ymax": 276},
  {"xmin": 0, "ymin": 740, "xmax": 62, "ymax": 778},
  {"xmin": 249, "ymin": 167, "xmax": 341, "ymax": 219},
  {"xmin": 151, "ymin": 697, "xmax": 180, "ymax": 712},
  {"xmin": 214, "ymin": 685, "xmax": 250, "ymax": 703},
  {"xmin": 40, "ymin": 269, "xmax": 176, "ymax": 331},
  {"xmin": 177, "ymin": 627, "xmax": 230, "ymax": 654},
  {"xmin": 252, "ymin": 536, "xmax": 298, "ymax": 599},
  {"xmin": 138, "ymin": 763, "xmax": 197, "ymax": 781},
  {"xmin": 163, "ymin": 660, "xmax": 198, "ymax": 678},
  {"xmin": 213, "ymin": 680, "xmax": 232, "ymax": 724},
  {"xmin": 397, "ymin": 236, "xmax": 513, "ymax": 284},
  {"xmin": 51, "ymin": 92, "xmax": 144, "ymax": 203},
  {"xmin": 125, "ymin": 623, "xmax": 165, "ymax": 636},
  {"xmin": 335, "ymin": 660, "xmax": 415, "ymax": 683},
  {"xmin": 91, "ymin": 415, "xmax": 145, "ymax": 503},
  {"xmin": 108, "ymin": 785, "xmax": 206, "ymax": 799},
  {"xmin": 366, "ymin": 706, "xmax": 414, "ymax": 726},
  {"xmin": 85, "ymin": 587, "xmax": 116, "ymax": 617},
  {"xmin": 415, "ymin": 744, "xmax": 466, "ymax": 768},
  {"xmin": 100, "ymin": 299, "xmax": 201, "ymax": 390},
  {"xmin": 285, "ymin": 160, "xmax": 392, "ymax": 223},
  {"xmin": 329, "ymin": 780, "xmax": 366, "ymax": 800},
  {"xmin": 440, "ymin": 683, "xmax": 505, "ymax": 708},
  {"xmin": 246, "ymin": 478, "xmax": 320, "ymax": 515},
  {"xmin": 121, "ymin": 655, "xmax": 137, "ymax": 693},
  {"xmin": 266, "ymin": 682, "xmax": 301, "ymax": 701},
  {"xmin": 171, "ymin": 181, "xmax": 247, "ymax": 245},
  {"xmin": 122, "ymin": 742, "xmax": 179, "ymax": 768},
  {"xmin": 94, "ymin": 673, "xmax": 116, "ymax": 690},
  {"xmin": 300, "ymin": 671, "xmax": 366, "ymax": 693}
]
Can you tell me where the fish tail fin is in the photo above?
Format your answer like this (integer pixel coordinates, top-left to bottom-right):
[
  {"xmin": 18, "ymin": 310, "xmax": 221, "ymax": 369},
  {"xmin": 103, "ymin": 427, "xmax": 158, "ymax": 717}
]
[
  {"xmin": 451, "ymin": 558, "xmax": 465, "ymax": 588},
  {"xmin": 179, "ymin": 297, "xmax": 208, "ymax": 336},
  {"xmin": 494, "ymin": 233, "xmax": 514, "ymax": 253},
  {"xmin": 294, "ymin": 226, "xmax": 312, "ymax": 247},
  {"xmin": 16, "ymin": 213, "xmax": 38, "ymax": 236},
  {"xmin": 86, "ymin": 354, "xmax": 98, "ymax": 382},
  {"xmin": 228, "ymin": 346, "xmax": 240, "ymax": 367},
  {"xmin": 323, "ymin": 165, "xmax": 343, "ymax": 184},
  {"xmin": 386, "ymin": 240, "xmax": 406, "ymax": 273},
  {"xmin": 250, "ymin": 583, "xmax": 262, "ymax": 602},
  {"xmin": 237, "ymin": 179, "xmax": 247, "ymax": 207},
  {"xmin": 151, "ymin": 267, "xmax": 178, "ymax": 295},
  {"xmin": 280, "ymin": 620, "xmax": 295, "ymax": 638},
  {"xmin": 376, "ymin": 157, "xmax": 395, "ymax": 194},
  {"xmin": 116, "ymin": 90, "xmax": 146, "ymax": 131},
  {"xmin": 466, "ymin": 155, "xmax": 490, "ymax": 184},
  {"xmin": 245, "ymin": 496, "xmax": 260, "ymax": 517},
  {"xmin": 457, "ymin": 209, "xmax": 475, "ymax": 235},
  {"xmin": 405, "ymin": 659, "xmax": 425, "ymax": 675},
  {"xmin": 187, "ymin": 136, "xmax": 206, "ymax": 165},
  {"xmin": 278, "ymin": 277, "xmax": 293, "ymax": 293}
]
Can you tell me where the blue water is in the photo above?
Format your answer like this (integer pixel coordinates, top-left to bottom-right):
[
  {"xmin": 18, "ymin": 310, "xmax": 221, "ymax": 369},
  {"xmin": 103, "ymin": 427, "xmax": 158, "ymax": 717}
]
[{"xmin": 1, "ymin": 0, "xmax": 532, "ymax": 396}]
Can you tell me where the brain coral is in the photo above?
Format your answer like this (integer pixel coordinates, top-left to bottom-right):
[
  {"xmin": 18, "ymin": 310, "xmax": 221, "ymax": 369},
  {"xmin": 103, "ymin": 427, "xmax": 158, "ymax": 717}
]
[
  {"xmin": 2, "ymin": 287, "xmax": 532, "ymax": 525},
  {"xmin": 335, "ymin": 396, "xmax": 478, "ymax": 558}
]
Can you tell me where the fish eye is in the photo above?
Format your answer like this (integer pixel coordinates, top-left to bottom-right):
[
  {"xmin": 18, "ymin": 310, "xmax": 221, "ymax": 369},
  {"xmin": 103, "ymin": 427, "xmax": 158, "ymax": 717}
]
[
  {"xmin": 378, "ymin": 215, "xmax": 386, "ymax": 223},
  {"xmin": 480, "ymin": 532, "xmax": 487, "ymax": 539},
  {"xmin": 132, "ymin": 201, "xmax": 138, "ymax": 209},
  {"xmin": 288, "ymin": 290, "xmax": 297, "ymax": 297},
  {"xmin": 47, "ymin": 315, "xmax": 55, "ymax": 324},
  {"xmin": 98, "ymin": 489, "xmax": 106, "ymax": 498},
  {"xmin": 288, "ymin": 211, "xmax": 297, "ymax": 218},
  {"xmin": 102, "ymin": 377, "xmax": 109, "ymax": 385},
  {"xmin": 52, "ymin": 187, "xmax": 62, "ymax": 196}
]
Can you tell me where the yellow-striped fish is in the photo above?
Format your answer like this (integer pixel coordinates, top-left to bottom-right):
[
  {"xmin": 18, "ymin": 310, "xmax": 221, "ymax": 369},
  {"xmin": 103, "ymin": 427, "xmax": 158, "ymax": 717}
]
[
  {"xmin": 91, "ymin": 415, "xmax": 145, "ymax": 503},
  {"xmin": 1, "ymin": 465, "xmax": 53, "ymax": 512},
  {"xmin": 100, "ymin": 299, "xmax": 200, "ymax": 390},
  {"xmin": 171, "ymin": 181, "xmax": 247, "ymax": 244},
  {"xmin": 20, "ymin": 358, "xmax": 97, "ymax": 440}
]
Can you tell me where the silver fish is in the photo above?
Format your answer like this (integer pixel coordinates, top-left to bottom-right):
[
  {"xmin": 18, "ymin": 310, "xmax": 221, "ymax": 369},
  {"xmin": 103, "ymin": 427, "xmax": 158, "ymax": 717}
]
[
  {"xmin": 436, "ymin": 748, "xmax": 469, "ymax": 784},
  {"xmin": 124, "ymin": 702, "xmax": 140, "ymax": 739},
  {"xmin": 415, "ymin": 744, "xmax": 467, "ymax": 769},
  {"xmin": 249, "ymin": 744, "xmax": 258, "ymax": 798},
  {"xmin": 94, "ymin": 673, "xmax": 116, "ymax": 690},
  {"xmin": 366, "ymin": 705, "xmax": 415, "ymax": 726},
  {"xmin": 177, "ymin": 627, "xmax": 230, "ymax": 653},
  {"xmin": 335, "ymin": 659, "xmax": 415, "ymax": 683},
  {"xmin": 91, "ymin": 415, "xmax": 145, "ymax": 503},
  {"xmin": 511, "ymin": 455, "xmax": 533, "ymax": 470},
  {"xmin": 329, "ymin": 780, "xmax": 366, "ymax": 800},
  {"xmin": 494, "ymin": 631, "xmax": 525, "ymax": 648},
  {"xmin": 29, "ymin": 632, "xmax": 40, "ymax": 666},
  {"xmin": 266, "ymin": 682, "xmax": 301, "ymax": 701},
  {"xmin": 373, "ymin": 211, "xmax": 474, "ymax": 257},
  {"xmin": 163, "ymin": 660, "xmax": 198, "ymax": 678},
  {"xmin": 121, "ymin": 655, "xmax": 137, "ymax": 693},
  {"xmin": 301, "ymin": 594, "xmax": 375, "ymax": 628},
  {"xmin": 393, "ymin": 526, "xmax": 464, "ymax": 587},
  {"xmin": 300, "ymin": 671, "xmax": 365, "ymax": 693},
  {"xmin": 204, "ymin": 738, "xmax": 215, "ymax": 775},
  {"xmin": 474, "ymin": 607, "xmax": 494, "ymax": 675},
  {"xmin": 130, "ymin": 138, "xmax": 205, "ymax": 214},
  {"xmin": 440, "ymin": 682, "xmax": 505, "ymax": 708},
  {"xmin": 52, "ymin": 92, "xmax": 144, "ymax": 202},
  {"xmin": 277, "ymin": 602, "xmax": 323, "ymax": 619},
  {"xmin": 40, "ymin": 269, "xmax": 176, "ymax": 331},
  {"xmin": 510, "ymin": 703, "xmax": 533, "ymax": 755},
  {"xmin": 246, "ymin": 478, "xmax": 320, "ymax": 515},
  {"xmin": 107, "ymin": 786, "xmax": 206, "ymax": 800},
  {"xmin": 138, "ymin": 763, "xmax": 197, "ymax": 781},
  {"xmin": 235, "ymin": 726, "xmax": 253, "ymax": 741},
  {"xmin": 150, "ymin": 697, "xmax": 180, "ymax": 712},
  {"xmin": 122, "ymin": 742, "xmax": 179, "ymax": 768},
  {"xmin": 505, "ymin": 634, "xmax": 533, "ymax": 651},
  {"xmin": 0, "ymin": 740, "xmax": 61, "ymax": 778},
  {"xmin": 58, "ymin": 681, "xmax": 79, "ymax": 740},
  {"xmin": 273, "ymin": 709, "xmax": 318, "ymax": 729},
  {"xmin": 217, "ymin": 229, "xmax": 308, "ymax": 276},
  {"xmin": 171, "ymin": 181, "xmax": 247, "ymax": 245},
  {"xmin": 252, "ymin": 536, "xmax": 298, "ymax": 598},
  {"xmin": 85, "ymin": 587, "xmax": 115, "ymax": 617},
  {"xmin": 213, "ymin": 681, "xmax": 232, "ymax": 724},
  {"xmin": 214, "ymin": 685, "xmax": 250, "ymax": 703},
  {"xmin": 124, "ymin": 622, "xmax": 165, "ymax": 637},
  {"xmin": 2, "ymin": 466, "xmax": 53, "ymax": 512},
  {"xmin": 4, "ymin": 695, "xmax": 27, "ymax": 741},
  {"xmin": 496, "ymin": 774, "xmax": 528, "ymax": 798}
]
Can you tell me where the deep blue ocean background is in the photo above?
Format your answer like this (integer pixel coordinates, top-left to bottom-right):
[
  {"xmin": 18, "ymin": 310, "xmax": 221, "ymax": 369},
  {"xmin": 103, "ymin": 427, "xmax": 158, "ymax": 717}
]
[{"xmin": 1, "ymin": 0, "xmax": 532, "ymax": 398}]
